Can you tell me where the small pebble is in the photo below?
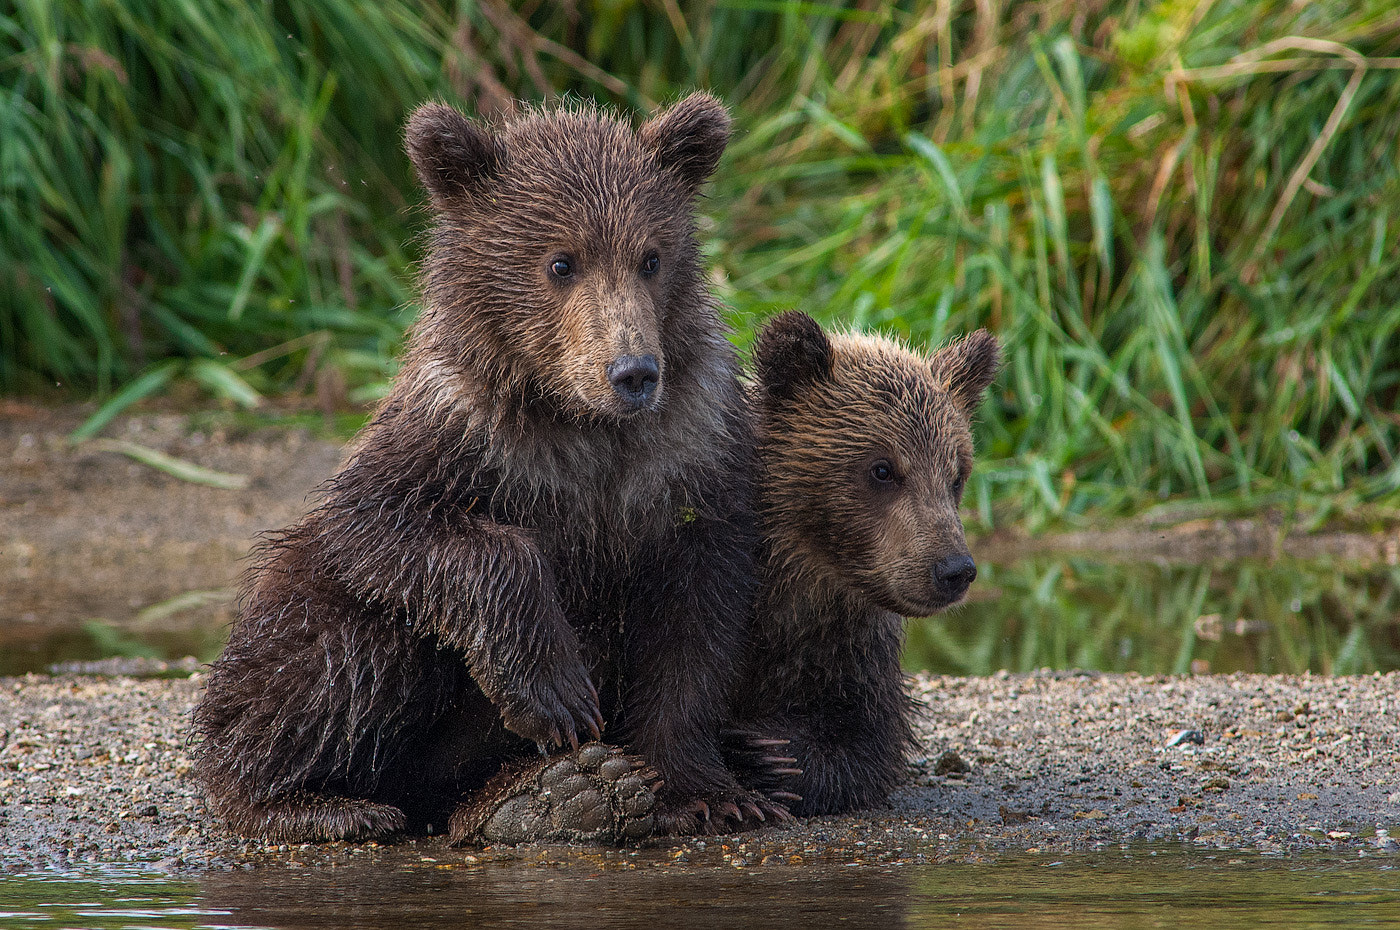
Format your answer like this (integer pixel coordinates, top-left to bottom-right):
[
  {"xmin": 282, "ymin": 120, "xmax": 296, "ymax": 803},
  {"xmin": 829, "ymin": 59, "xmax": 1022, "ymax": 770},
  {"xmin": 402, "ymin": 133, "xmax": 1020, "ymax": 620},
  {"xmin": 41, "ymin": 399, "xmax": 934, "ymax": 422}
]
[
  {"xmin": 1166, "ymin": 730, "xmax": 1206, "ymax": 748},
  {"xmin": 933, "ymin": 750, "xmax": 971, "ymax": 777}
]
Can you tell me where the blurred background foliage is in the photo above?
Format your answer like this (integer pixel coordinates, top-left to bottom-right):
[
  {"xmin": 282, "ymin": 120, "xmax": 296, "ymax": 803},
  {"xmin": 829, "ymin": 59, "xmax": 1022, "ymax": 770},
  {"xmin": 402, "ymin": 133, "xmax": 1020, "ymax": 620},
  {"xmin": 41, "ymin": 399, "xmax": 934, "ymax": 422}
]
[{"xmin": 3, "ymin": 0, "xmax": 1399, "ymax": 529}]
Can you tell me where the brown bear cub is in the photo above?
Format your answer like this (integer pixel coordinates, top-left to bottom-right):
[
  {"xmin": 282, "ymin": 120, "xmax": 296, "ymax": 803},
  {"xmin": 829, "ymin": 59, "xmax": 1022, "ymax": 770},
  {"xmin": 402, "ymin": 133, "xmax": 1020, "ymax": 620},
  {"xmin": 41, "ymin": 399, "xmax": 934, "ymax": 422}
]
[
  {"xmin": 193, "ymin": 94, "xmax": 786, "ymax": 844},
  {"xmin": 726, "ymin": 311, "xmax": 999, "ymax": 816}
]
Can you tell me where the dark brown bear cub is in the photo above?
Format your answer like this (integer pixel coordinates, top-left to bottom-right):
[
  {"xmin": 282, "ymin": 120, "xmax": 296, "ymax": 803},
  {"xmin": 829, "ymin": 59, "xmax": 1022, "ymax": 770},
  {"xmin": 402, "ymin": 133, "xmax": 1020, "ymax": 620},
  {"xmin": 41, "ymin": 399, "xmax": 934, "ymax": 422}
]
[
  {"xmin": 193, "ymin": 95, "xmax": 783, "ymax": 843},
  {"xmin": 727, "ymin": 312, "xmax": 999, "ymax": 816}
]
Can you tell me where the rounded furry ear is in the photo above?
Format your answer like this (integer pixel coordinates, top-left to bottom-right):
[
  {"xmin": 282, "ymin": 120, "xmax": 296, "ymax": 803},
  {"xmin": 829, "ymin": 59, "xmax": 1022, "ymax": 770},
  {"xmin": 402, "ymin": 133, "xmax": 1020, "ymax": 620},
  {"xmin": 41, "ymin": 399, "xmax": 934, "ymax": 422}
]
[
  {"xmin": 754, "ymin": 311, "xmax": 834, "ymax": 400},
  {"xmin": 405, "ymin": 103, "xmax": 504, "ymax": 209},
  {"xmin": 929, "ymin": 329, "xmax": 1001, "ymax": 411},
  {"xmin": 638, "ymin": 93, "xmax": 732, "ymax": 191}
]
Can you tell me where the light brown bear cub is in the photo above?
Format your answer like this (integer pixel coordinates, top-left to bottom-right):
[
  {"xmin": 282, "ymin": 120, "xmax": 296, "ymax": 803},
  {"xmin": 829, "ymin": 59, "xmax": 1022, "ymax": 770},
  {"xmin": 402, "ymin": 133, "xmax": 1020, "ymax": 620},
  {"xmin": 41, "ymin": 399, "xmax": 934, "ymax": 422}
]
[{"xmin": 727, "ymin": 311, "xmax": 999, "ymax": 815}]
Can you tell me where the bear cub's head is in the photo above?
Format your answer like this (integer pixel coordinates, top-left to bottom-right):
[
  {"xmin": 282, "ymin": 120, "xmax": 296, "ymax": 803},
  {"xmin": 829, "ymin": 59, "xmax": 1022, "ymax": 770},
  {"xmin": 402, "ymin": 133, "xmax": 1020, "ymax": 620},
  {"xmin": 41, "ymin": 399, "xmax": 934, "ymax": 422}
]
[
  {"xmin": 753, "ymin": 311, "xmax": 1000, "ymax": 616},
  {"xmin": 404, "ymin": 95, "xmax": 732, "ymax": 421}
]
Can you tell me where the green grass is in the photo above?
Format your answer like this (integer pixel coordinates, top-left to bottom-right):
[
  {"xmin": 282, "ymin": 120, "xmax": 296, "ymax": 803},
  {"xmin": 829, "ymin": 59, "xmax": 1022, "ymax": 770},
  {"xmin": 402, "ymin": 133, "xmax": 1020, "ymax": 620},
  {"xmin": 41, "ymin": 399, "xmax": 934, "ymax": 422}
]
[{"xmin": 3, "ymin": 0, "xmax": 1399, "ymax": 528}]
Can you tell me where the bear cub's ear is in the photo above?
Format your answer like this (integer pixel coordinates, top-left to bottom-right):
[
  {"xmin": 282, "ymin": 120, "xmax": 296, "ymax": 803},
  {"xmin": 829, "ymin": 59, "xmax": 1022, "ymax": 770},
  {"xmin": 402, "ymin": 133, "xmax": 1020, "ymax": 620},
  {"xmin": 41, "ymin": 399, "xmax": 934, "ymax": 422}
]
[
  {"xmin": 639, "ymin": 93, "xmax": 732, "ymax": 191},
  {"xmin": 754, "ymin": 311, "xmax": 834, "ymax": 400},
  {"xmin": 928, "ymin": 329, "xmax": 1001, "ymax": 412},
  {"xmin": 405, "ymin": 102, "xmax": 505, "ymax": 209}
]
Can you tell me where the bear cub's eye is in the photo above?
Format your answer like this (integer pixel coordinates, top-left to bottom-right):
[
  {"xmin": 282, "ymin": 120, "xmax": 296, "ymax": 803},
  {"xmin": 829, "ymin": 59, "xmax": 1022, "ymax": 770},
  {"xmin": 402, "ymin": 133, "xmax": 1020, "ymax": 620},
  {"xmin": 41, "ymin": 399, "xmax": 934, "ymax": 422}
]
[
  {"xmin": 548, "ymin": 256, "xmax": 574, "ymax": 279},
  {"xmin": 869, "ymin": 460, "xmax": 896, "ymax": 485},
  {"xmin": 640, "ymin": 251, "xmax": 660, "ymax": 277}
]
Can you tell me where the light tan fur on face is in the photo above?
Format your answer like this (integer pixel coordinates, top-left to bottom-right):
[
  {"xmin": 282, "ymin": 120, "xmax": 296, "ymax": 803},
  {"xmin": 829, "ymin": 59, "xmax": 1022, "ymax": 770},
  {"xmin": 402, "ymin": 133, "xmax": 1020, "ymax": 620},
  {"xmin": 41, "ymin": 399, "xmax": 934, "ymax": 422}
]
[
  {"xmin": 556, "ymin": 271, "xmax": 665, "ymax": 417},
  {"xmin": 371, "ymin": 325, "xmax": 739, "ymax": 555}
]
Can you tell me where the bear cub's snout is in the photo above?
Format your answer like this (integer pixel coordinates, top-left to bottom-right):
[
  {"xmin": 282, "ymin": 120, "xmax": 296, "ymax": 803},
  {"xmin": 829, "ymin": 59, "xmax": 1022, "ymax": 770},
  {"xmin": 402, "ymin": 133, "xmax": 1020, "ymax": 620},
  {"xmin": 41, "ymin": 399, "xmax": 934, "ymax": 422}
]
[
  {"xmin": 931, "ymin": 552, "xmax": 977, "ymax": 603},
  {"xmin": 607, "ymin": 353, "xmax": 660, "ymax": 409}
]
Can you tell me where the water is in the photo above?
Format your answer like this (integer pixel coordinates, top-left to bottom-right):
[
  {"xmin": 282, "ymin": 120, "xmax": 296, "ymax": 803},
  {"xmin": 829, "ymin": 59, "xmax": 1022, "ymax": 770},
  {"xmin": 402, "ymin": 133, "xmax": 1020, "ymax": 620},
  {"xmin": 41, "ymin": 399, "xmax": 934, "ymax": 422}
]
[
  {"xmin": 2, "ymin": 850, "xmax": 1398, "ymax": 929},
  {"xmin": 907, "ymin": 557, "xmax": 1400, "ymax": 677},
  {"xmin": 5, "ymin": 557, "xmax": 1398, "ymax": 679},
  {"xmin": 0, "ymin": 619, "xmax": 225, "ymax": 678}
]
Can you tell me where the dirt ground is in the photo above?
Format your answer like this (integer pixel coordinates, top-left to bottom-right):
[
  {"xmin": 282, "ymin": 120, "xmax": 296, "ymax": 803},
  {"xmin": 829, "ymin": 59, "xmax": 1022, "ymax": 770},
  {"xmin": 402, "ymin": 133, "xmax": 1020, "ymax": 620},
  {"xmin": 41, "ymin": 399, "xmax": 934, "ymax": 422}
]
[
  {"xmin": 3, "ymin": 402, "xmax": 1400, "ymax": 871},
  {"xmin": 1, "ymin": 401, "xmax": 345, "ymax": 643}
]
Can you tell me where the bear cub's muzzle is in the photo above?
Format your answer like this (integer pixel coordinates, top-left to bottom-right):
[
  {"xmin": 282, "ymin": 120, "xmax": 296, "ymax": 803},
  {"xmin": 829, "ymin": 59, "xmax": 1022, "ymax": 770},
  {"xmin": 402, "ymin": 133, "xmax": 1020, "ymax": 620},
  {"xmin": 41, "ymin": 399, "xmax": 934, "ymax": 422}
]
[
  {"xmin": 931, "ymin": 552, "xmax": 977, "ymax": 604},
  {"xmin": 607, "ymin": 354, "xmax": 660, "ymax": 410}
]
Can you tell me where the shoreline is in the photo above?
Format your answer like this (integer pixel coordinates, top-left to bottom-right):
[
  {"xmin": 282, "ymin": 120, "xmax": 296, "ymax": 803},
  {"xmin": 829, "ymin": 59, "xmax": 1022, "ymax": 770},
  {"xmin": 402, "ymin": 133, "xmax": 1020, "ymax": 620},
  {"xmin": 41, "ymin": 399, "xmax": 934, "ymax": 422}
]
[
  {"xmin": 5, "ymin": 405, "xmax": 1397, "ymax": 660},
  {"xmin": 3, "ymin": 670, "xmax": 1398, "ymax": 872}
]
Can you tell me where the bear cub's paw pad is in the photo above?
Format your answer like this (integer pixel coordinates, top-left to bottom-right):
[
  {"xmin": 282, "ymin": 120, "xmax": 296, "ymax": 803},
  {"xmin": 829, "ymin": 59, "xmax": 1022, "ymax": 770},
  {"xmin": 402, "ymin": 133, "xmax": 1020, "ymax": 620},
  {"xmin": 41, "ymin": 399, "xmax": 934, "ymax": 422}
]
[{"xmin": 457, "ymin": 744, "xmax": 656, "ymax": 846}]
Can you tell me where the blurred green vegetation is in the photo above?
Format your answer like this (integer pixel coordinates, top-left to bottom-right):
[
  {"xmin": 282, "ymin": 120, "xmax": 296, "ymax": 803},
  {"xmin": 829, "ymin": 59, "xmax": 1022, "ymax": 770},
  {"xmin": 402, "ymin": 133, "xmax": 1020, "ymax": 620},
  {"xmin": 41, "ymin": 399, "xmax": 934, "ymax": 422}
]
[{"xmin": 3, "ymin": 0, "xmax": 1399, "ymax": 528}]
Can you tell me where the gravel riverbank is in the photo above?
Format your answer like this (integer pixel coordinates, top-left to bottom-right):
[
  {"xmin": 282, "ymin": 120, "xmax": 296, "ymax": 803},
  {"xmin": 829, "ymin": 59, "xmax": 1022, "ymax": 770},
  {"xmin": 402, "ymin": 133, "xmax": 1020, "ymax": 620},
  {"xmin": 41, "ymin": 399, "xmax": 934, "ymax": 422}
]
[{"xmin": 3, "ymin": 669, "xmax": 1398, "ymax": 872}]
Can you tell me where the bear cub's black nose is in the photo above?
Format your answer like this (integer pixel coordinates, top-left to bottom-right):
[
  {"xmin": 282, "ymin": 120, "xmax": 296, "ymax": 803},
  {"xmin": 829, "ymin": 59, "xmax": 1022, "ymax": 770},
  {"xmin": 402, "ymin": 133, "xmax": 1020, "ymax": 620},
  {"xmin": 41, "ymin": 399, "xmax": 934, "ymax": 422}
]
[
  {"xmin": 933, "ymin": 554, "xmax": 977, "ymax": 597},
  {"xmin": 608, "ymin": 354, "xmax": 659, "ymax": 407}
]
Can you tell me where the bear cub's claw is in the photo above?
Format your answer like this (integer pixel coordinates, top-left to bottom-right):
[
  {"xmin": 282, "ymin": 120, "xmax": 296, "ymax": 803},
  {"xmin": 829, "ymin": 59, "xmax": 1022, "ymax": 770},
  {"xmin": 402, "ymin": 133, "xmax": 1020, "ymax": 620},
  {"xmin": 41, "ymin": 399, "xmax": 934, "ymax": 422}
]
[
  {"xmin": 449, "ymin": 743, "xmax": 655, "ymax": 846},
  {"xmin": 498, "ymin": 660, "xmax": 604, "ymax": 751},
  {"xmin": 653, "ymin": 787, "xmax": 794, "ymax": 836},
  {"xmin": 721, "ymin": 727, "xmax": 805, "ymax": 806}
]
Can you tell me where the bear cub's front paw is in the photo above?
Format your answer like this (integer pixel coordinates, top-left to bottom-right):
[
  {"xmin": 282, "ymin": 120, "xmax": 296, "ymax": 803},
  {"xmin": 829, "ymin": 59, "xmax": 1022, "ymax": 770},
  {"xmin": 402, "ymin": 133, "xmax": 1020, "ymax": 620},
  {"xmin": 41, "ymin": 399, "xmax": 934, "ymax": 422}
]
[
  {"xmin": 449, "ymin": 743, "xmax": 657, "ymax": 846},
  {"xmin": 497, "ymin": 659, "xmax": 604, "ymax": 750}
]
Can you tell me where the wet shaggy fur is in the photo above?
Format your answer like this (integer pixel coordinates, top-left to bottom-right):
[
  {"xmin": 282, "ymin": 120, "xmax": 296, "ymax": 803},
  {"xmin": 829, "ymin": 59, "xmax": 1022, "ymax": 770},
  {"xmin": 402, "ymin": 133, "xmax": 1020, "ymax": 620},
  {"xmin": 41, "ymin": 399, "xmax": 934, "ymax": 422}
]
[
  {"xmin": 193, "ymin": 94, "xmax": 775, "ymax": 842},
  {"xmin": 727, "ymin": 311, "xmax": 1000, "ymax": 816}
]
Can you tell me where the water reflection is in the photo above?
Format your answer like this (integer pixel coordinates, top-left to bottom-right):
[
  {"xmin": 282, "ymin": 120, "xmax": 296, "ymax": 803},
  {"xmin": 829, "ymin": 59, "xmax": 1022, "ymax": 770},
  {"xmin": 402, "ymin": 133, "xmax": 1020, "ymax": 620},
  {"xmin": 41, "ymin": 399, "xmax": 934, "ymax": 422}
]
[
  {"xmin": 907, "ymin": 558, "xmax": 1400, "ymax": 676},
  {"xmin": 0, "ymin": 619, "xmax": 225, "ymax": 678},
  {"xmin": 907, "ymin": 853, "xmax": 1400, "ymax": 929},
  {"xmin": 201, "ymin": 859, "xmax": 910, "ymax": 929},
  {"xmin": 4, "ymin": 558, "xmax": 1399, "ymax": 679},
  {"xmin": 2, "ymin": 851, "xmax": 1397, "ymax": 929}
]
